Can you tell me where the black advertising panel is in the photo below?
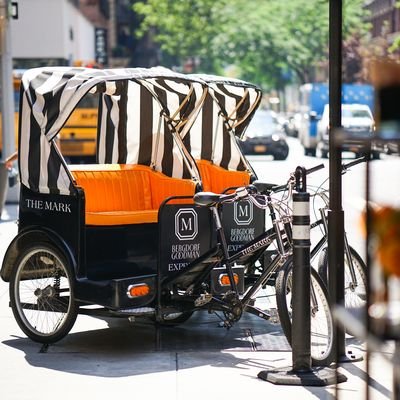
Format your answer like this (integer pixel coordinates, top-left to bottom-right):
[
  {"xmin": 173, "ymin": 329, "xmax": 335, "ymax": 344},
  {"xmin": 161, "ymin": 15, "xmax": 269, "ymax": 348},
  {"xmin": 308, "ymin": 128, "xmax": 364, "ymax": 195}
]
[
  {"xmin": 18, "ymin": 185, "xmax": 83, "ymax": 272},
  {"xmin": 221, "ymin": 199, "xmax": 265, "ymax": 256},
  {"xmin": 158, "ymin": 204, "xmax": 213, "ymax": 279}
]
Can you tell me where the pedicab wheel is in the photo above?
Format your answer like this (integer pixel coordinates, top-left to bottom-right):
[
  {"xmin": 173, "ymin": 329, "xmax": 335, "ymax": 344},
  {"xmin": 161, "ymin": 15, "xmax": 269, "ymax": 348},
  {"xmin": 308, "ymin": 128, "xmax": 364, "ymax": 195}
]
[
  {"xmin": 275, "ymin": 259, "xmax": 334, "ymax": 367},
  {"xmin": 9, "ymin": 243, "xmax": 78, "ymax": 343}
]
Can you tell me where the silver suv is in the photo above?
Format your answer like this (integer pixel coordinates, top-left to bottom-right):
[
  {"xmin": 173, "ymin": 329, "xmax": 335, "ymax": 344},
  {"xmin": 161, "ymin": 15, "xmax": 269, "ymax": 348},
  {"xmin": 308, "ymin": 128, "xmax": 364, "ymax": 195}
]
[{"xmin": 316, "ymin": 103, "xmax": 380, "ymax": 159}]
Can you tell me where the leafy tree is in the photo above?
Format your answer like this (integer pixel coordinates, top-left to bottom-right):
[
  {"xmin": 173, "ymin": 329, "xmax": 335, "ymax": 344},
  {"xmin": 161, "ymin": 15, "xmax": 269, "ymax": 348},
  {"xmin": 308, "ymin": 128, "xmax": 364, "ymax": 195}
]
[
  {"xmin": 133, "ymin": 0, "xmax": 229, "ymax": 72},
  {"xmin": 132, "ymin": 0, "xmax": 371, "ymax": 89}
]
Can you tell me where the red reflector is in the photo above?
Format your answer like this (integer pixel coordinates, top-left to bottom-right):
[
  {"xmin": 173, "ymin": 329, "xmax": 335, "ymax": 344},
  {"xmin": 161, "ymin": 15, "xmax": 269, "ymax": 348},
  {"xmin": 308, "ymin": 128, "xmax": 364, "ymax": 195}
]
[
  {"xmin": 219, "ymin": 273, "xmax": 239, "ymax": 286},
  {"xmin": 127, "ymin": 284, "xmax": 150, "ymax": 298}
]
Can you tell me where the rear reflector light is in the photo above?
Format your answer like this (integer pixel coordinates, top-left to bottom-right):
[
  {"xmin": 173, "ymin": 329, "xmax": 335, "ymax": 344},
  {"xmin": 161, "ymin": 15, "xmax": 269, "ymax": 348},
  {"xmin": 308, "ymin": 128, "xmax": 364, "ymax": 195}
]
[
  {"xmin": 127, "ymin": 284, "xmax": 150, "ymax": 298},
  {"xmin": 219, "ymin": 273, "xmax": 239, "ymax": 286}
]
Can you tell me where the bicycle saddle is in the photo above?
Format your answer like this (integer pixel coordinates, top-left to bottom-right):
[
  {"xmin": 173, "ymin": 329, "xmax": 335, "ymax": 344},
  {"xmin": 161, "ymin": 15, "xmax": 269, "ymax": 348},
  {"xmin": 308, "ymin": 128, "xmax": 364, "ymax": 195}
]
[
  {"xmin": 193, "ymin": 192, "xmax": 223, "ymax": 206},
  {"xmin": 252, "ymin": 181, "xmax": 279, "ymax": 194}
]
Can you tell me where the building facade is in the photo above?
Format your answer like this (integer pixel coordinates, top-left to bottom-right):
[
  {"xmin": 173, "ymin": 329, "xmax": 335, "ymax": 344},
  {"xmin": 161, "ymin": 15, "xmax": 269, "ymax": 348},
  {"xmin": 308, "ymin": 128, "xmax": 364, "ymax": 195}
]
[
  {"xmin": 365, "ymin": 0, "xmax": 400, "ymax": 41},
  {"xmin": 11, "ymin": 0, "xmax": 97, "ymax": 69},
  {"xmin": 10, "ymin": 0, "xmax": 161, "ymax": 69}
]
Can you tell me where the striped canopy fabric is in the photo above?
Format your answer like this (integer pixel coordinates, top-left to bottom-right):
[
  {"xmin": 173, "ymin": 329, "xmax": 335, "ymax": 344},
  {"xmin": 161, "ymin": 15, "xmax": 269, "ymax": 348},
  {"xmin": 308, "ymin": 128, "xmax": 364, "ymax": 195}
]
[
  {"xmin": 97, "ymin": 72, "xmax": 207, "ymax": 180},
  {"xmin": 185, "ymin": 74, "xmax": 262, "ymax": 172},
  {"xmin": 18, "ymin": 67, "xmax": 207, "ymax": 195}
]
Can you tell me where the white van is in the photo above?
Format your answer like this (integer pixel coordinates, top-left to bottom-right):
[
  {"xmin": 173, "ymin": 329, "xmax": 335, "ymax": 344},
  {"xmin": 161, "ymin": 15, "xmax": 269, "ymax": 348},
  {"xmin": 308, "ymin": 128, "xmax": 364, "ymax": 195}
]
[{"xmin": 316, "ymin": 103, "xmax": 380, "ymax": 158}]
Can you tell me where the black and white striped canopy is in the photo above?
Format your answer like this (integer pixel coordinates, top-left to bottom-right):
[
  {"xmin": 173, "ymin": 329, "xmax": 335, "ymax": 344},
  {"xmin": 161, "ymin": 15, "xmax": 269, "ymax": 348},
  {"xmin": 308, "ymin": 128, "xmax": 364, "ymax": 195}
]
[
  {"xmin": 185, "ymin": 74, "xmax": 262, "ymax": 172},
  {"xmin": 19, "ymin": 67, "xmax": 207, "ymax": 194}
]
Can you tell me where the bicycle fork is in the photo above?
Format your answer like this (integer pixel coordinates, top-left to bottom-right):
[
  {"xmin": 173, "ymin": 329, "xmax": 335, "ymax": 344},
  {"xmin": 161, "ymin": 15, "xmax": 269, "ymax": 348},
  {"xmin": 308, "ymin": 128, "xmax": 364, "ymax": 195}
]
[
  {"xmin": 211, "ymin": 206, "xmax": 239, "ymax": 294},
  {"xmin": 319, "ymin": 206, "xmax": 359, "ymax": 290}
]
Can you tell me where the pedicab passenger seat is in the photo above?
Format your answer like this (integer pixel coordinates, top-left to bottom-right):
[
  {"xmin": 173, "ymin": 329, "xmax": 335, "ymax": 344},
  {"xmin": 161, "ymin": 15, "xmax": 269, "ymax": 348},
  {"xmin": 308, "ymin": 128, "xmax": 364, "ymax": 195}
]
[
  {"xmin": 195, "ymin": 159, "xmax": 251, "ymax": 193},
  {"xmin": 69, "ymin": 164, "xmax": 196, "ymax": 225}
]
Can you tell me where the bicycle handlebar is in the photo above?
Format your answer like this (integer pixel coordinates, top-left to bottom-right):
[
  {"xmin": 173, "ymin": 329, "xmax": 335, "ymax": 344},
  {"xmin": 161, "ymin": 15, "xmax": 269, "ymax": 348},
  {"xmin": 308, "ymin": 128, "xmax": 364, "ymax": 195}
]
[
  {"xmin": 341, "ymin": 155, "xmax": 368, "ymax": 173},
  {"xmin": 254, "ymin": 163, "xmax": 325, "ymax": 194},
  {"xmin": 195, "ymin": 160, "xmax": 328, "ymax": 207},
  {"xmin": 221, "ymin": 157, "xmax": 366, "ymax": 208},
  {"xmin": 306, "ymin": 163, "xmax": 325, "ymax": 175}
]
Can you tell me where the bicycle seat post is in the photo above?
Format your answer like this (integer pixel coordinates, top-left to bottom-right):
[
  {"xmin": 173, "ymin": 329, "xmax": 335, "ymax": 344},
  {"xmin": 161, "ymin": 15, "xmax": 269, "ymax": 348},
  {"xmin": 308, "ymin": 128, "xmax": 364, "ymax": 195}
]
[{"xmin": 210, "ymin": 205, "xmax": 238, "ymax": 294}]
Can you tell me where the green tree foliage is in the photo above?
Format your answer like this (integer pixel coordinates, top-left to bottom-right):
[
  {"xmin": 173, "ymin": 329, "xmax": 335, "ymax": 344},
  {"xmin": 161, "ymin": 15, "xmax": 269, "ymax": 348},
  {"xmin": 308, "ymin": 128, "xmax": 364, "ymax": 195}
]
[{"xmin": 132, "ymin": 0, "xmax": 370, "ymax": 89}]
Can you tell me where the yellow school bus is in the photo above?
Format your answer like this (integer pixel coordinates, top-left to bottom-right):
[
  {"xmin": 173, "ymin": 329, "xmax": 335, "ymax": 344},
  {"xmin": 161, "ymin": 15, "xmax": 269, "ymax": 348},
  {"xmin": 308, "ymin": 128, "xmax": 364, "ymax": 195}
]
[
  {"xmin": 58, "ymin": 94, "xmax": 98, "ymax": 162},
  {"xmin": 0, "ymin": 70, "xmax": 98, "ymax": 163}
]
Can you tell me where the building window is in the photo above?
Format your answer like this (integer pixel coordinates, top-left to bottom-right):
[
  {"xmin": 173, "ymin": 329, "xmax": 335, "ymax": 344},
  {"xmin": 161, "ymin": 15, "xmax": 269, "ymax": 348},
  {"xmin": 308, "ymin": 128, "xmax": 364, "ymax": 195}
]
[{"xmin": 100, "ymin": 0, "xmax": 109, "ymax": 19}]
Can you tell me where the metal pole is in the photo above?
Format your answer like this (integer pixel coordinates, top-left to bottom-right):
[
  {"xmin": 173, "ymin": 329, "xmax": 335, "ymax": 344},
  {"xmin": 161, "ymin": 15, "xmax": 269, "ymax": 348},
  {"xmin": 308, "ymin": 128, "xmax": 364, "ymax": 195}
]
[
  {"xmin": 328, "ymin": 0, "xmax": 346, "ymax": 360},
  {"xmin": 0, "ymin": 0, "xmax": 15, "ymax": 161}
]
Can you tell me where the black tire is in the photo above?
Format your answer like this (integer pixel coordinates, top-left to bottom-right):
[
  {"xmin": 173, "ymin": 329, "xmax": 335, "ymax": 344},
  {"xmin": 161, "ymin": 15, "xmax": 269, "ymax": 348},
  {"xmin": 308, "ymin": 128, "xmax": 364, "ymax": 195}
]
[
  {"xmin": 275, "ymin": 261, "xmax": 334, "ymax": 366},
  {"xmin": 304, "ymin": 147, "xmax": 316, "ymax": 157},
  {"xmin": 273, "ymin": 144, "xmax": 289, "ymax": 161},
  {"xmin": 9, "ymin": 243, "xmax": 78, "ymax": 343},
  {"xmin": 320, "ymin": 149, "xmax": 328, "ymax": 159},
  {"xmin": 317, "ymin": 246, "xmax": 367, "ymax": 310},
  {"xmin": 372, "ymin": 151, "xmax": 380, "ymax": 160},
  {"xmin": 274, "ymin": 151, "xmax": 289, "ymax": 161}
]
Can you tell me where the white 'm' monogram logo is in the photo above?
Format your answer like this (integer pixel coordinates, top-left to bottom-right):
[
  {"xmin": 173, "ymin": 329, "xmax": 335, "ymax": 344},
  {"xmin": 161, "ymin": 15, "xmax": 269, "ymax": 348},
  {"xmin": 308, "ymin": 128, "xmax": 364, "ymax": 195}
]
[
  {"xmin": 181, "ymin": 218, "xmax": 192, "ymax": 231},
  {"xmin": 234, "ymin": 200, "xmax": 253, "ymax": 225},
  {"xmin": 175, "ymin": 208, "xmax": 198, "ymax": 240},
  {"xmin": 238, "ymin": 204, "xmax": 248, "ymax": 217}
]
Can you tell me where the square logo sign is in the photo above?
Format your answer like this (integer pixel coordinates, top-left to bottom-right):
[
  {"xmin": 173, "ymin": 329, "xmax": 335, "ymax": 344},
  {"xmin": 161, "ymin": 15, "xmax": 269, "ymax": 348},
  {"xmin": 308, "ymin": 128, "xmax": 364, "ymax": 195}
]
[
  {"xmin": 234, "ymin": 199, "xmax": 253, "ymax": 225},
  {"xmin": 175, "ymin": 208, "xmax": 198, "ymax": 240}
]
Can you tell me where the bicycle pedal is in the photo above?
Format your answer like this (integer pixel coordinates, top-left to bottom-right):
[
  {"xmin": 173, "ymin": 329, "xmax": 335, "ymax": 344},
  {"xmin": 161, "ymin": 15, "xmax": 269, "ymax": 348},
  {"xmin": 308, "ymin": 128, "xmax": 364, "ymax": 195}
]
[
  {"xmin": 218, "ymin": 320, "xmax": 232, "ymax": 329},
  {"xmin": 269, "ymin": 308, "xmax": 280, "ymax": 324},
  {"xmin": 194, "ymin": 293, "xmax": 213, "ymax": 307}
]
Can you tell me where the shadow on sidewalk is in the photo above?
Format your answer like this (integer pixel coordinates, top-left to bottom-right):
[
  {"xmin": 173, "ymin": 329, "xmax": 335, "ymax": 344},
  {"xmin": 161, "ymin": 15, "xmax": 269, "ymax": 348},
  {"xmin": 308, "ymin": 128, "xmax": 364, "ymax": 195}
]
[{"xmin": 3, "ymin": 311, "xmax": 290, "ymax": 378}]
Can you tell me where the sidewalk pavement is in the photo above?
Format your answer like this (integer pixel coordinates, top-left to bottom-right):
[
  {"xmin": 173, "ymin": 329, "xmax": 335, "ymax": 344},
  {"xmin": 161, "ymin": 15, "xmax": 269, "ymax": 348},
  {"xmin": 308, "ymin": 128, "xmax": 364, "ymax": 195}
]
[{"xmin": 0, "ymin": 202, "xmax": 395, "ymax": 400}]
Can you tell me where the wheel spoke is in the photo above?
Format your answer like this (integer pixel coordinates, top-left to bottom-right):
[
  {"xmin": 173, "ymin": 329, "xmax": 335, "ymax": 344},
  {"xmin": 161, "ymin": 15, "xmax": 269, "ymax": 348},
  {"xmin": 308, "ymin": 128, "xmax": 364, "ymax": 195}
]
[{"xmin": 10, "ymin": 245, "xmax": 78, "ymax": 343}]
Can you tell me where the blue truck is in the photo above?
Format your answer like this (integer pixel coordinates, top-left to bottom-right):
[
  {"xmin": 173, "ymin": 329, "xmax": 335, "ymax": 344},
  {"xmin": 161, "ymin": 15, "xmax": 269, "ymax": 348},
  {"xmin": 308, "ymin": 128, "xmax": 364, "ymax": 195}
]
[{"xmin": 297, "ymin": 82, "xmax": 374, "ymax": 156}]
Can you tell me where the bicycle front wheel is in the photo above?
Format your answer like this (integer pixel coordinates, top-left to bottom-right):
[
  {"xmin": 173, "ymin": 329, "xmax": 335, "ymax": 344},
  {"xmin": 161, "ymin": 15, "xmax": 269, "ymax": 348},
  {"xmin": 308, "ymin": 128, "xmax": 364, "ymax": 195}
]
[
  {"xmin": 318, "ymin": 246, "xmax": 367, "ymax": 310},
  {"xmin": 275, "ymin": 260, "xmax": 334, "ymax": 366}
]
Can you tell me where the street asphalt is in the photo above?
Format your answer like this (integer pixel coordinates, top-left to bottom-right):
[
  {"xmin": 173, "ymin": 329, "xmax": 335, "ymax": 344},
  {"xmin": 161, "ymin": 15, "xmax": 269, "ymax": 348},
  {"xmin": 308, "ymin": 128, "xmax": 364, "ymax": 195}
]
[{"xmin": 0, "ymin": 202, "xmax": 395, "ymax": 400}]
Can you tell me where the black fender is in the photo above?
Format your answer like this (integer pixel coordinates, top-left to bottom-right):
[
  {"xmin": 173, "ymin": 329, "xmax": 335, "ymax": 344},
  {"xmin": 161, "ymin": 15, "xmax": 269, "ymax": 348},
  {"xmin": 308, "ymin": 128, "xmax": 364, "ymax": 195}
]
[{"xmin": 0, "ymin": 226, "xmax": 77, "ymax": 282}]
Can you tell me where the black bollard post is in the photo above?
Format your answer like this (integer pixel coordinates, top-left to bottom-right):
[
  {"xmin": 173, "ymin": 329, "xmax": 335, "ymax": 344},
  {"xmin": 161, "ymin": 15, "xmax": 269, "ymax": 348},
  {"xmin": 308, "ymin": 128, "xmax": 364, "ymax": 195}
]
[
  {"xmin": 291, "ymin": 166, "xmax": 312, "ymax": 372},
  {"xmin": 258, "ymin": 166, "xmax": 346, "ymax": 386}
]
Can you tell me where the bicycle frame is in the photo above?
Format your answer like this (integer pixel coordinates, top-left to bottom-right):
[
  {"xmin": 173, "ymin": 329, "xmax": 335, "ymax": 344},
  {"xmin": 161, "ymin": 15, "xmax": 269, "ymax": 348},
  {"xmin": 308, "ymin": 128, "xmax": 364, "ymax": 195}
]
[
  {"xmin": 158, "ymin": 188, "xmax": 292, "ymax": 326},
  {"xmin": 263, "ymin": 160, "xmax": 365, "ymax": 292}
]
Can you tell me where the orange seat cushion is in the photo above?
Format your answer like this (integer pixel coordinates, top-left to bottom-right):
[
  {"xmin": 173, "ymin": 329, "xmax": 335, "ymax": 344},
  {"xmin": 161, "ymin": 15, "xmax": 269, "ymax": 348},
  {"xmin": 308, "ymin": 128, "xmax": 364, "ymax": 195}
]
[
  {"xmin": 85, "ymin": 210, "xmax": 159, "ymax": 225},
  {"xmin": 196, "ymin": 159, "xmax": 251, "ymax": 193},
  {"xmin": 70, "ymin": 164, "xmax": 196, "ymax": 225}
]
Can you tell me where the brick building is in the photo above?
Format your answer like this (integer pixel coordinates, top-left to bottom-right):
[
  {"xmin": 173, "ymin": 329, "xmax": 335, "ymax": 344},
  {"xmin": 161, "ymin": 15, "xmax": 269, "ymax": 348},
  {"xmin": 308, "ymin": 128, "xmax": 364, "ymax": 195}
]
[{"xmin": 364, "ymin": 0, "xmax": 400, "ymax": 41}]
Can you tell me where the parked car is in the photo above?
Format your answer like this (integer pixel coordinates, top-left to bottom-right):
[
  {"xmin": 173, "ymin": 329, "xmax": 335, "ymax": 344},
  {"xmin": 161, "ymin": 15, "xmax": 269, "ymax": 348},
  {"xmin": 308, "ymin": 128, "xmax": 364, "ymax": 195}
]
[
  {"xmin": 281, "ymin": 112, "xmax": 301, "ymax": 138},
  {"xmin": 385, "ymin": 141, "xmax": 400, "ymax": 155},
  {"xmin": 316, "ymin": 103, "xmax": 380, "ymax": 159},
  {"xmin": 238, "ymin": 109, "xmax": 289, "ymax": 160}
]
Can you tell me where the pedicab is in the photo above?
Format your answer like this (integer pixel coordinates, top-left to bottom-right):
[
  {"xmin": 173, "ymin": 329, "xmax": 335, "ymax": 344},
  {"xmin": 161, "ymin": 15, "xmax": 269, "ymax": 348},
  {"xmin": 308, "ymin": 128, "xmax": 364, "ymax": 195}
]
[
  {"xmin": 0, "ymin": 67, "xmax": 334, "ymax": 365},
  {"xmin": 183, "ymin": 73, "xmax": 266, "ymax": 255},
  {"xmin": 1, "ymin": 66, "xmax": 210, "ymax": 342}
]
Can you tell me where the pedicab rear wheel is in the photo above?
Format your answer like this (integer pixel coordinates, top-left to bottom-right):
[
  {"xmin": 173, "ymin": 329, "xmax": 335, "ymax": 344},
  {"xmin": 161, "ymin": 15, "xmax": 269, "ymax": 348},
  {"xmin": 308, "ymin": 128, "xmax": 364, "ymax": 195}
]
[{"xmin": 9, "ymin": 243, "xmax": 78, "ymax": 343}]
